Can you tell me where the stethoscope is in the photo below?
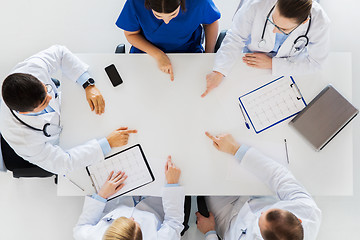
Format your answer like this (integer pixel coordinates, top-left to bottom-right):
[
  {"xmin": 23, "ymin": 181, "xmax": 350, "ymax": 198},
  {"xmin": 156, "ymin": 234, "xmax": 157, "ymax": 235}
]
[
  {"xmin": 10, "ymin": 109, "xmax": 63, "ymax": 137},
  {"xmin": 258, "ymin": 5, "xmax": 311, "ymax": 56}
]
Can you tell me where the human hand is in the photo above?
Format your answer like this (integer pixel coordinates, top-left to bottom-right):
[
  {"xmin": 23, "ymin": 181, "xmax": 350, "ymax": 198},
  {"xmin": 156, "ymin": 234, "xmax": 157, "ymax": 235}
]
[
  {"xmin": 106, "ymin": 127, "xmax": 138, "ymax": 148},
  {"xmin": 242, "ymin": 53, "xmax": 272, "ymax": 69},
  {"xmin": 205, "ymin": 132, "xmax": 241, "ymax": 155},
  {"xmin": 196, "ymin": 212, "xmax": 216, "ymax": 234},
  {"xmin": 98, "ymin": 171, "xmax": 127, "ymax": 199},
  {"xmin": 155, "ymin": 52, "xmax": 174, "ymax": 81},
  {"xmin": 201, "ymin": 71, "xmax": 224, "ymax": 98},
  {"xmin": 165, "ymin": 156, "xmax": 181, "ymax": 184},
  {"xmin": 85, "ymin": 85, "xmax": 105, "ymax": 115}
]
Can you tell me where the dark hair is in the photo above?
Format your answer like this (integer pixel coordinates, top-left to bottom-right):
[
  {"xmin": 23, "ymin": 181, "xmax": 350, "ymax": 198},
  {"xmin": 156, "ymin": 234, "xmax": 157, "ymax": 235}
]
[
  {"xmin": 262, "ymin": 209, "xmax": 304, "ymax": 240},
  {"xmin": 2, "ymin": 73, "xmax": 46, "ymax": 112},
  {"xmin": 144, "ymin": 0, "xmax": 186, "ymax": 13},
  {"xmin": 277, "ymin": 0, "xmax": 312, "ymax": 24}
]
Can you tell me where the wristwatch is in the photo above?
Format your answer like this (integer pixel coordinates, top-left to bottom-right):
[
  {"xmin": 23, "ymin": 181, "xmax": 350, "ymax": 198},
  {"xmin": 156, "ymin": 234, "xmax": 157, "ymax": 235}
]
[{"xmin": 82, "ymin": 78, "xmax": 95, "ymax": 89}]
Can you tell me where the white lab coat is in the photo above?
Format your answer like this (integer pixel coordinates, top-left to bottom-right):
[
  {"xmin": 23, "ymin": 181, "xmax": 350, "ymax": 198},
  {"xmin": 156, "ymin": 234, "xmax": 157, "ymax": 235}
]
[
  {"xmin": 214, "ymin": 0, "xmax": 330, "ymax": 76},
  {"xmin": 206, "ymin": 147, "xmax": 321, "ymax": 240},
  {"xmin": 73, "ymin": 186, "xmax": 185, "ymax": 240},
  {"xmin": 0, "ymin": 45, "xmax": 104, "ymax": 175}
]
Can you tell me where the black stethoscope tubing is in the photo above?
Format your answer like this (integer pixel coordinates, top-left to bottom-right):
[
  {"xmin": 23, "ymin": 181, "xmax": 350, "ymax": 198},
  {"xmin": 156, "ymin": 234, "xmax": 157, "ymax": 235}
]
[
  {"xmin": 259, "ymin": 4, "xmax": 311, "ymax": 50},
  {"xmin": 10, "ymin": 109, "xmax": 56, "ymax": 137},
  {"xmin": 260, "ymin": 5, "xmax": 276, "ymax": 42}
]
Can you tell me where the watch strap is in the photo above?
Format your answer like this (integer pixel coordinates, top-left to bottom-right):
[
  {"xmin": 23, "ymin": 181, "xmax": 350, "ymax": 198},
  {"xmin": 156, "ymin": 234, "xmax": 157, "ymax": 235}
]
[{"xmin": 82, "ymin": 78, "xmax": 95, "ymax": 89}]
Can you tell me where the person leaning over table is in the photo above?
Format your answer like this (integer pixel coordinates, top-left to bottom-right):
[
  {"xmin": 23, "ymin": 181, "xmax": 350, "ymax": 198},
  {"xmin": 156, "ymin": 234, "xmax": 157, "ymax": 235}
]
[
  {"xmin": 0, "ymin": 45, "xmax": 137, "ymax": 175},
  {"xmin": 116, "ymin": 0, "xmax": 220, "ymax": 81},
  {"xmin": 195, "ymin": 132, "xmax": 321, "ymax": 240},
  {"xmin": 73, "ymin": 156, "xmax": 184, "ymax": 240},
  {"xmin": 202, "ymin": 0, "xmax": 330, "ymax": 97}
]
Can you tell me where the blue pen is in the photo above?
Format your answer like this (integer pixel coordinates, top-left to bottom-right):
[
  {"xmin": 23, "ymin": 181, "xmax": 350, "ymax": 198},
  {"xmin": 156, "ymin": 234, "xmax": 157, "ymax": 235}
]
[{"xmin": 238, "ymin": 103, "xmax": 250, "ymax": 129}]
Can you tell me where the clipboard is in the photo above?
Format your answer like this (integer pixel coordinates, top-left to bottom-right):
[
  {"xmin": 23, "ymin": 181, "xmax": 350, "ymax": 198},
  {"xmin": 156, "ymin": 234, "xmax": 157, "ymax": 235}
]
[
  {"xmin": 239, "ymin": 76, "xmax": 307, "ymax": 133},
  {"xmin": 86, "ymin": 144, "xmax": 155, "ymax": 201}
]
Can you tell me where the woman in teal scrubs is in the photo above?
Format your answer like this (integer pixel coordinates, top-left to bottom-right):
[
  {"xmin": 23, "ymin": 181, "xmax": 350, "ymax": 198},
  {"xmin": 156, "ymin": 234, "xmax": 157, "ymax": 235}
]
[{"xmin": 116, "ymin": 0, "xmax": 221, "ymax": 80}]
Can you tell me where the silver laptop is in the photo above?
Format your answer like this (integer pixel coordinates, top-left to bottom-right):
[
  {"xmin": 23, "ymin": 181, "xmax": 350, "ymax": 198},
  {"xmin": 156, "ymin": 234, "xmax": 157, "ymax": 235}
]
[{"xmin": 289, "ymin": 85, "xmax": 358, "ymax": 151}]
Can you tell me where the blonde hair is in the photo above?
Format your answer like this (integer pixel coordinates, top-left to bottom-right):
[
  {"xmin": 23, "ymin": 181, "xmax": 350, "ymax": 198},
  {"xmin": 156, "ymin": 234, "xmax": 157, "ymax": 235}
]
[{"xmin": 103, "ymin": 217, "xmax": 143, "ymax": 240}]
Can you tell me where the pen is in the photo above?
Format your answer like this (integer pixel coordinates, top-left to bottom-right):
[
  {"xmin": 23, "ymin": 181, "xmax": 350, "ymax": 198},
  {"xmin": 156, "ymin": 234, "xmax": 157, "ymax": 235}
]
[
  {"xmin": 284, "ymin": 139, "xmax": 289, "ymax": 164},
  {"xmin": 238, "ymin": 103, "xmax": 250, "ymax": 129},
  {"xmin": 63, "ymin": 175, "xmax": 85, "ymax": 191}
]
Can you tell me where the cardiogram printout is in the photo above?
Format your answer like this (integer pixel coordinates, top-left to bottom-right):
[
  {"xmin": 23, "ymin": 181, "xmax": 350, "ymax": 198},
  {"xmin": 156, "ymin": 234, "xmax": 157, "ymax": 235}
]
[
  {"xmin": 87, "ymin": 144, "xmax": 154, "ymax": 200},
  {"xmin": 239, "ymin": 76, "xmax": 306, "ymax": 133}
]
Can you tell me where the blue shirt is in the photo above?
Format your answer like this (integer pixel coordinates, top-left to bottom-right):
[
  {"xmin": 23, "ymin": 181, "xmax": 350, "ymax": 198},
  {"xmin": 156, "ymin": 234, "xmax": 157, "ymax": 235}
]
[
  {"xmin": 269, "ymin": 33, "xmax": 289, "ymax": 57},
  {"xmin": 116, "ymin": 0, "xmax": 221, "ymax": 53},
  {"xmin": 243, "ymin": 33, "xmax": 289, "ymax": 56}
]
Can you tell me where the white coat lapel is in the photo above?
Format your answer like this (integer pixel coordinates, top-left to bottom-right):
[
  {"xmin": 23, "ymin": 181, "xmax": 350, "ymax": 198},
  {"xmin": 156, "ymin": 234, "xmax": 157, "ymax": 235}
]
[
  {"xmin": 102, "ymin": 205, "xmax": 134, "ymax": 221},
  {"xmin": 276, "ymin": 21, "xmax": 310, "ymax": 58},
  {"xmin": 48, "ymin": 92, "xmax": 61, "ymax": 114},
  {"xmin": 227, "ymin": 202, "xmax": 262, "ymax": 240}
]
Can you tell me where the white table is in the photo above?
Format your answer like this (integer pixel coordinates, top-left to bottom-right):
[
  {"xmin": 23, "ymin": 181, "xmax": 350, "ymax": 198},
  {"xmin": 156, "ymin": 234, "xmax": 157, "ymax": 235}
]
[{"xmin": 57, "ymin": 53, "xmax": 353, "ymax": 197}]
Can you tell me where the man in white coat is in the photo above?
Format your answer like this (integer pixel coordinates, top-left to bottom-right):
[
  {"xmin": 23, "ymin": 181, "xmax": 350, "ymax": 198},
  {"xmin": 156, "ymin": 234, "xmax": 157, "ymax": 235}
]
[
  {"xmin": 0, "ymin": 45, "xmax": 137, "ymax": 175},
  {"xmin": 73, "ymin": 156, "xmax": 184, "ymax": 240},
  {"xmin": 196, "ymin": 132, "xmax": 321, "ymax": 240},
  {"xmin": 202, "ymin": 0, "xmax": 330, "ymax": 97}
]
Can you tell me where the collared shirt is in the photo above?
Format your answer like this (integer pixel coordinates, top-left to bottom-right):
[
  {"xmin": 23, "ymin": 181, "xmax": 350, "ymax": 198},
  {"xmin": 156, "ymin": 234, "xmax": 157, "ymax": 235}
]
[
  {"xmin": 269, "ymin": 33, "xmax": 289, "ymax": 57},
  {"xmin": 206, "ymin": 146, "xmax": 321, "ymax": 240},
  {"xmin": 0, "ymin": 45, "xmax": 110, "ymax": 175},
  {"xmin": 243, "ymin": 33, "xmax": 289, "ymax": 56},
  {"xmin": 18, "ymin": 71, "xmax": 111, "ymax": 156},
  {"xmin": 116, "ymin": 0, "xmax": 220, "ymax": 53},
  {"xmin": 75, "ymin": 185, "xmax": 185, "ymax": 240}
]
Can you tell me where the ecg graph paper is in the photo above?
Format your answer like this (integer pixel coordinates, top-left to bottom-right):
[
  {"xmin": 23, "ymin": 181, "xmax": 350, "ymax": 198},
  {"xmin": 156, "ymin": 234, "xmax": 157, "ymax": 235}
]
[
  {"xmin": 88, "ymin": 145, "xmax": 153, "ymax": 199},
  {"xmin": 240, "ymin": 76, "xmax": 306, "ymax": 133}
]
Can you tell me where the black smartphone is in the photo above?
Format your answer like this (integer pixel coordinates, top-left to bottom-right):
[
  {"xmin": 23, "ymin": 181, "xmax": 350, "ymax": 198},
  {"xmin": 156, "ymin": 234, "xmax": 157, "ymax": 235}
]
[{"xmin": 105, "ymin": 64, "xmax": 123, "ymax": 87}]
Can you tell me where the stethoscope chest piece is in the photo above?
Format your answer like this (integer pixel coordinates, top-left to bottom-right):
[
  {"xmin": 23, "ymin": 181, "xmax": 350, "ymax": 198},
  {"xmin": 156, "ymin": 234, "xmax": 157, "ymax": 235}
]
[
  {"xmin": 10, "ymin": 109, "xmax": 62, "ymax": 138},
  {"xmin": 294, "ymin": 35, "xmax": 309, "ymax": 49},
  {"xmin": 257, "ymin": 5, "xmax": 311, "ymax": 57},
  {"xmin": 43, "ymin": 123, "xmax": 63, "ymax": 137},
  {"xmin": 258, "ymin": 39, "xmax": 266, "ymax": 48}
]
